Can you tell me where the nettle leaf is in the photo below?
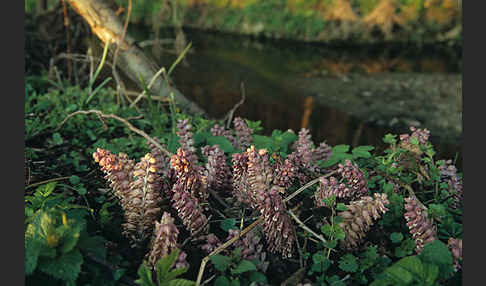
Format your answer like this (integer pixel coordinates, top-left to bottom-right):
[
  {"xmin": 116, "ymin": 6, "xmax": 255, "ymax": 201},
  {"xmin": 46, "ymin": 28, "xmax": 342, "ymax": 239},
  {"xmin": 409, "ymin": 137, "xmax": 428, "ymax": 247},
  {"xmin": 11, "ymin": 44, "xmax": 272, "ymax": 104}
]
[
  {"xmin": 394, "ymin": 238, "xmax": 415, "ymax": 258},
  {"xmin": 338, "ymin": 254, "xmax": 358, "ymax": 273},
  {"xmin": 214, "ymin": 276, "xmax": 231, "ymax": 286},
  {"xmin": 157, "ymin": 249, "xmax": 179, "ymax": 282},
  {"xmin": 390, "ymin": 232, "xmax": 404, "ymax": 244},
  {"xmin": 383, "ymin": 264, "xmax": 413, "ymax": 284},
  {"xmin": 220, "ymin": 218, "xmax": 238, "ymax": 232},
  {"xmin": 135, "ymin": 262, "xmax": 154, "ymax": 286},
  {"xmin": 207, "ymin": 136, "xmax": 235, "ymax": 153},
  {"xmin": 422, "ymin": 263, "xmax": 439, "ymax": 285},
  {"xmin": 393, "ymin": 256, "xmax": 423, "ymax": 277},
  {"xmin": 352, "ymin": 145, "xmax": 374, "ymax": 158},
  {"xmin": 252, "ymin": 135, "xmax": 274, "ymax": 151},
  {"xmin": 38, "ymin": 249, "xmax": 83, "ymax": 282},
  {"xmin": 418, "ymin": 240, "xmax": 453, "ymax": 278},
  {"xmin": 25, "ymin": 231, "xmax": 41, "ymax": 275},
  {"xmin": 360, "ymin": 246, "xmax": 379, "ymax": 271},
  {"xmin": 231, "ymin": 260, "xmax": 257, "ymax": 275},
  {"xmin": 210, "ymin": 254, "xmax": 232, "ymax": 272}
]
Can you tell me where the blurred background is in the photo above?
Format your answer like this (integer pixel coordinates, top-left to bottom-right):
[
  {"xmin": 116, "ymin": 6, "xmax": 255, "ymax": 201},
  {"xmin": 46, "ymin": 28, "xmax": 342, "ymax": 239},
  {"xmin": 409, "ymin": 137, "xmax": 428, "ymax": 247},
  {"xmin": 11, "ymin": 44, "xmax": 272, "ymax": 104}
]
[{"xmin": 25, "ymin": 0, "xmax": 462, "ymax": 166}]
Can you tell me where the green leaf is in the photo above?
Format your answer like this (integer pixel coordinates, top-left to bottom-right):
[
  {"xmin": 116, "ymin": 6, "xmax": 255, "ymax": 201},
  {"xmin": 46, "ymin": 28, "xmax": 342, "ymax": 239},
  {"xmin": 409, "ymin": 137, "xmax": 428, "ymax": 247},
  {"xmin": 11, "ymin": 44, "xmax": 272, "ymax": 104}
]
[
  {"xmin": 210, "ymin": 254, "xmax": 232, "ymax": 272},
  {"xmin": 334, "ymin": 225, "xmax": 346, "ymax": 240},
  {"xmin": 394, "ymin": 256, "xmax": 423, "ymax": 277},
  {"xmin": 77, "ymin": 235, "xmax": 106, "ymax": 260},
  {"xmin": 312, "ymin": 252, "xmax": 325, "ymax": 264},
  {"xmin": 220, "ymin": 218, "xmax": 237, "ymax": 232},
  {"xmin": 383, "ymin": 264, "xmax": 413, "ymax": 284},
  {"xmin": 422, "ymin": 263, "xmax": 439, "ymax": 285},
  {"xmin": 37, "ymin": 182, "xmax": 57, "ymax": 197},
  {"xmin": 25, "ymin": 233, "xmax": 41, "ymax": 275},
  {"xmin": 418, "ymin": 240, "xmax": 453, "ymax": 278},
  {"xmin": 59, "ymin": 226, "xmax": 81, "ymax": 254},
  {"xmin": 193, "ymin": 131, "xmax": 212, "ymax": 146},
  {"xmin": 249, "ymin": 272, "xmax": 267, "ymax": 283},
  {"xmin": 230, "ymin": 278, "xmax": 240, "ymax": 286},
  {"xmin": 321, "ymin": 224, "xmax": 332, "ymax": 237},
  {"xmin": 69, "ymin": 175, "xmax": 80, "ymax": 185},
  {"xmin": 135, "ymin": 262, "xmax": 154, "ymax": 286},
  {"xmin": 157, "ymin": 249, "xmax": 179, "ymax": 282},
  {"xmin": 338, "ymin": 254, "xmax": 358, "ymax": 273},
  {"xmin": 214, "ymin": 276, "xmax": 231, "ymax": 286},
  {"xmin": 207, "ymin": 136, "xmax": 235, "ymax": 153},
  {"xmin": 113, "ymin": 268, "xmax": 126, "ymax": 281},
  {"xmin": 390, "ymin": 232, "xmax": 404, "ymax": 244},
  {"xmin": 167, "ymin": 279, "xmax": 196, "ymax": 286},
  {"xmin": 336, "ymin": 203, "xmax": 347, "ymax": 211},
  {"xmin": 383, "ymin": 134, "xmax": 396, "ymax": 144},
  {"xmin": 38, "ymin": 249, "xmax": 83, "ymax": 282},
  {"xmin": 52, "ymin": 132, "xmax": 64, "ymax": 145},
  {"xmin": 231, "ymin": 260, "xmax": 257, "ymax": 274},
  {"xmin": 252, "ymin": 135, "xmax": 274, "ymax": 151},
  {"xmin": 333, "ymin": 144, "xmax": 350, "ymax": 153},
  {"xmin": 352, "ymin": 146, "xmax": 374, "ymax": 158},
  {"xmin": 324, "ymin": 239, "xmax": 338, "ymax": 249},
  {"xmin": 165, "ymin": 266, "xmax": 189, "ymax": 281}
]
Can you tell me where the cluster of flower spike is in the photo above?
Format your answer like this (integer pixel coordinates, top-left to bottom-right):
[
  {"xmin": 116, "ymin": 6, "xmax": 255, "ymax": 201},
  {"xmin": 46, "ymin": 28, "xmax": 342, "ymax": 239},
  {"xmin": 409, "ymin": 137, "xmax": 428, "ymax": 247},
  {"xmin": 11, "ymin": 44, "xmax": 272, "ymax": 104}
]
[
  {"xmin": 226, "ymin": 229, "xmax": 269, "ymax": 272},
  {"xmin": 93, "ymin": 149, "xmax": 163, "ymax": 246},
  {"xmin": 399, "ymin": 126, "xmax": 430, "ymax": 156},
  {"xmin": 403, "ymin": 196, "xmax": 437, "ymax": 253},
  {"xmin": 146, "ymin": 212, "xmax": 189, "ymax": 270},
  {"xmin": 170, "ymin": 148, "xmax": 209, "ymax": 236},
  {"xmin": 231, "ymin": 146, "xmax": 296, "ymax": 258},
  {"xmin": 439, "ymin": 160, "xmax": 463, "ymax": 209},
  {"xmin": 287, "ymin": 129, "xmax": 332, "ymax": 185},
  {"xmin": 202, "ymin": 145, "xmax": 232, "ymax": 194},
  {"xmin": 314, "ymin": 159, "xmax": 368, "ymax": 206},
  {"xmin": 337, "ymin": 193, "xmax": 390, "ymax": 249},
  {"xmin": 233, "ymin": 117, "xmax": 253, "ymax": 150},
  {"xmin": 447, "ymin": 237, "xmax": 462, "ymax": 272}
]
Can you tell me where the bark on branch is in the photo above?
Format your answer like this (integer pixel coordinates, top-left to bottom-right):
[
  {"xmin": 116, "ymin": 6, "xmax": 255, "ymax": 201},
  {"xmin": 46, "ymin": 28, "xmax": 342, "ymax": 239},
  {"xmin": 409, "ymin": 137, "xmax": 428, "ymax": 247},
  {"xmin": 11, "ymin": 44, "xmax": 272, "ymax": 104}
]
[{"xmin": 65, "ymin": 0, "xmax": 206, "ymax": 115}]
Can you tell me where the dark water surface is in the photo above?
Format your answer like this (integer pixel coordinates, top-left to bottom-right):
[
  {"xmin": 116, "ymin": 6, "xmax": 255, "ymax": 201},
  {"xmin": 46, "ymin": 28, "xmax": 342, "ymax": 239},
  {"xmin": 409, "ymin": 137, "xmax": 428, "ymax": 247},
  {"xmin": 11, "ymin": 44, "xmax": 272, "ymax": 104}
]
[{"xmin": 130, "ymin": 26, "xmax": 462, "ymax": 168}]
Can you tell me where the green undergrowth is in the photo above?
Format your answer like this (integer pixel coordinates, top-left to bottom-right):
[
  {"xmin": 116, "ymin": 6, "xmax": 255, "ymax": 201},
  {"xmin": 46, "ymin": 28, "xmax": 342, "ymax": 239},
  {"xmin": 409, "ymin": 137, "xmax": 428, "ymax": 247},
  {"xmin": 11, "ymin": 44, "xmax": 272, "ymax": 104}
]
[{"xmin": 25, "ymin": 73, "xmax": 462, "ymax": 285}]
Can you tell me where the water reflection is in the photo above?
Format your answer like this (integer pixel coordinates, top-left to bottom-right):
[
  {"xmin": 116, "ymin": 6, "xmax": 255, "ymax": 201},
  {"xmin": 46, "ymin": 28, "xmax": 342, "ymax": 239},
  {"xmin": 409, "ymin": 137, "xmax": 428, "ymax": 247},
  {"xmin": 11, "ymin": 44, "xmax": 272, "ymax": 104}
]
[{"xmin": 129, "ymin": 26, "xmax": 462, "ymax": 168}]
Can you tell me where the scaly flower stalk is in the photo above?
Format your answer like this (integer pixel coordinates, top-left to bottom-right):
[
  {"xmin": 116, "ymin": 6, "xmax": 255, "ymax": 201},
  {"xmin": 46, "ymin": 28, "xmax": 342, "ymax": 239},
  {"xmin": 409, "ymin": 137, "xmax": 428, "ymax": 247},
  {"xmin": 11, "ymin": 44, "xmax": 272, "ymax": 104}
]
[
  {"xmin": 247, "ymin": 146, "xmax": 274, "ymax": 208},
  {"xmin": 171, "ymin": 149, "xmax": 209, "ymax": 236},
  {"xmin": 93, "ymin": 148, "xmax": 135, "ymax": 203},
  {"xmin": 273, "ymin": 157, "xmax": 297, "ymax": 190},
  {"xmin": 338, "ymin": 193, "xmax": 390, "ymax": 249},
  {"xmin": 200, "ymin": 233, "xmax": 221, "ymax": 254},
  {"xmin": 258, "ymin": 185, "xmax": 296, "ymax": 258},
  {"xmin": 146, "ymin": 212, "xmax": 188, "ymax": 269},
  {"xmin": 447, "ymin": 237, "xmax": 462, "ymax": 272},
  {"xmin": 226, "ymin": 229, "xmax": 269, "ymax": 272},
  {"xmin": 123, "ymin": 153, "xmax": 164, "ymax": 246},
  {"xmin": 202, "ymin": 145, "xmax": 232, "ymax": 194},
  {"xmin": 233, "ymin": 117, "xmax": 253, "ymax": 150},
  {"xmin": 176, "ymin": 119, "xmax": 199, "ymax": 166},
  {"xmin": 403, "ymin": 196, "xmax": 437, "ymax": 253},
  {"xmin": 231, "ymin": 152, "xmax": 252, "ymax": 205},
  {"xmin": 399, "ymin": 126, "xmax": 430, "ymax": 155},
  {"xmin": 147, "ymin": 138, "xmax": 175, "ymax": 198},
  {"xmin": 291, "ymin": 128, "xmax": 313, "ymax": 170},
  {"xmin": 439, "ymin": 160, "xmax": 463, "ymax": 209},
  {"xmin": 314, "ymin": 159, "xmax": 368, "ymax": 206},
  {"xmin": 312, "ymin": 141, "xmax": 332, "ymax": 163},
  {"xmin": 171, "ymin": 148, "xmax": 209, "ymax": 204}
]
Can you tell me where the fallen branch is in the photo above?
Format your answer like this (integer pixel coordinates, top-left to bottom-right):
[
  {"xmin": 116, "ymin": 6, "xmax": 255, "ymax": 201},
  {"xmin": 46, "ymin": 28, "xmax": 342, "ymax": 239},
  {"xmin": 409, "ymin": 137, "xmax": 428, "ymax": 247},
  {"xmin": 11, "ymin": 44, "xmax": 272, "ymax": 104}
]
[{"xmin": 57, "ymin": 109, "xmax": 171, "ymax": 157}]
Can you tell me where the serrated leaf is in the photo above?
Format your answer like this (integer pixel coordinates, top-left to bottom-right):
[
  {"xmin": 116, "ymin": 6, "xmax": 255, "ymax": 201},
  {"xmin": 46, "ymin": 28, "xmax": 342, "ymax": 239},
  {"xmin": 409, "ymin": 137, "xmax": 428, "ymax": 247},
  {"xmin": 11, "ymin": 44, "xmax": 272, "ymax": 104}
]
[
  {"xmin": 37, "ymin": 182, "xmax": 57, "ymax": 197},
  {"xmin": 165, "ymin": 266, "xmax": 188, "ymax": 281},
  {"xmin": 390, "ymin": 232, "xmax": 403, "ymax": 244},
  {"xmin": 214, "ymin": 276, "xmax": 231, "ymax": 286},
  {"xmin": 157, "ymin": 249, "xmax": 179, "ymax": 282},
  {"xmin": 394, "ymin": 256, "xmax": 423, "ymax": 276},
  {"xmin": 77, "ymin": 235, "xmax": 106, "ymax": 260},
  {"xmin": 38, "ymin": 249, "xmax": 83, "ymax": 282},
  {"xmin": 135, "ymin": 262, "xmax": 154, "ymax": 286},
  {"xmin": 321, "ymin": 224, "xmax": 332, "ymax": 237},
  {"xmin": 383, "ymin": 134, "xmax": 396, "ymax": 144},
  {"xmin": 167, "ymin": 279, "xmax": 196, "ymax": 286},
  {"xmin": 210, "ymin": 254, "xmax": 232, "ymax": 272},
  {"xmin": 25, "ymin": 235, "xmax": 41, "ymax": 275},
  {"xmin": 231, "ymin": 260, "xmax": 257, "ymax": 274},
  {"xmin": 220, "ymin": 218, "xmax": 237, "ymax": 232},
  {"xmin": 418, "ymin": 240, "xmax": 453, "ymax": 278},
  {"xmin": 252, "ymin": 135, "xmax": 274, "ymax": 151},
  {"xmin": 207, "ymin": 136, "xmax": 235, "ymax": 153},
  {"xmin": 324, "ymin": 239, "xmax": 338, "ymax": 249},
  {"xmin": 230, "ymin": 278, "xmax": 240, "ymax": 286},
  {"xmin": 338, "ymin": 254, "xmax": 358, "ymax": 272},
  {"xmin": 59, "ymin": 226, "xmax": 81, "ymax": 254}
]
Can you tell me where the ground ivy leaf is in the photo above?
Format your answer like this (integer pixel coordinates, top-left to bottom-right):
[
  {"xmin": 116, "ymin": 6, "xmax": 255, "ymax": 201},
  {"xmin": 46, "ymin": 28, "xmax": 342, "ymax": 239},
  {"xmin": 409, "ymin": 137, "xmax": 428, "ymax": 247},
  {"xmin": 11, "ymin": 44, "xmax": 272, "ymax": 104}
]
[
  {"xmin": 38, "ymin": 249, "xmax": 83, "ymax": 282},
  {"xmin": 338, "ymin": 254, "xmax": 358, "ymax": 273},
  {"xmin": 390, "ymin": 232, "xmax": 403, "ymax": 243},
  {"xmin": 210, "ymin": 254, "xmax": 232, "ymax": 272}
]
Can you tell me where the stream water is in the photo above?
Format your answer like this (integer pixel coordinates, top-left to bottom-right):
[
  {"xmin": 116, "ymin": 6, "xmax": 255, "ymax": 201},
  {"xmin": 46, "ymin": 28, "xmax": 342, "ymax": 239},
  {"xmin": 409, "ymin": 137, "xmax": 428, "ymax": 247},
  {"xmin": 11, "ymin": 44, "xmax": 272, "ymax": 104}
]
[{"xmin": 129, "ymin": 26, "xmax": 462, "ymax": 168}]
